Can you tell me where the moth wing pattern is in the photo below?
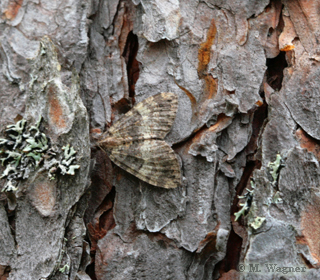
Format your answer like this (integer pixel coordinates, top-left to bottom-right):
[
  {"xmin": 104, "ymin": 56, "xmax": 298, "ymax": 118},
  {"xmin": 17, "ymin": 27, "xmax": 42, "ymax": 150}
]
[
  {"xmin": 108, "ymin": 139, "xmax": 181, "ymax": 189},
  {"xmin": 106, "ymin": 92, "xmax": 178, "ymax": 142}
]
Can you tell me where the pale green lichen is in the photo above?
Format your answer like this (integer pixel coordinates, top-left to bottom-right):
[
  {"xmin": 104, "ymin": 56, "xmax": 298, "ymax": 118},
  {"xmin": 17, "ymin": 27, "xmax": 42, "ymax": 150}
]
[
  {"xmin": 235, "ymin": 154, "xmax": 284, "ymax": 225},
  {"xmin": 59, "ymin": 264, "xmax": 70, "ymax": 274},
  {"xmin": 0, "ymin": 117, "xmax": 80, "ymax": 192},
  {"xmin": 268, "ymin": 153, "xmax": 283, "ymax": 185},
  {"xmin": 46, "ymin": 144, "xmax": 80, "ymax": 179},
  {"xmin": 234, "ymin": 179, "xmax": 255, "ymax": 221},
  {"xmin": 60, "ymin": 144, "xmax": 80, "ymax": 173},
  {"xmin": 234, "ymin": 203, "xmax": 249, "ymax": 221},
  {"xmin": 249, "ymin": 216, "xmax": 266, "ymax": 230},
  {"xmin": 0, "ymin": 139, "xmax": 8, "ymax": 145},
  {"xmin": 0, "ymin": 164, "xmax": 16, "ymax": 179},
  {"xmin": 6, "ymin": 119, "xmax": 26, "ymax": 134}
]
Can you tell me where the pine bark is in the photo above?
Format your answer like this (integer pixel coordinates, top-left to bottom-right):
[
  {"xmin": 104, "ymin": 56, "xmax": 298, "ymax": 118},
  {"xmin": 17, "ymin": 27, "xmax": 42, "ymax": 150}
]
[{"xmin": 0, "ymin": 0, "xmax": 320, "ymax": 279}]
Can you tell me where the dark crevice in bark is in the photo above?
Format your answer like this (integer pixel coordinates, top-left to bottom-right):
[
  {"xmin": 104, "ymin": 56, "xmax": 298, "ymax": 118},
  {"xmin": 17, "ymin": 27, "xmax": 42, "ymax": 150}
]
[
  {"xmin": 217, "ymin": 227, "xmax": 243, "ymax": 276},
  {"xmin": 112, "ymin": 97, "xmax": 133, "ymax": 116},
  {"xmin": 266, "ymin": 51, "xmax": 288, "ymax": 90},
  {"xmin": 122, "ymin": 31, "xmax": 139, "ymax": 103},
  {"xmin": 215, "ymin": 161, "xmax": 257, "ymax": 276},
  {"xmin": 246, "ymin": 102, "xmax": 268, "ymax": 161},
  {"xmin": 84, "ymin": 147, "xmax": 114, "ymax": 225},
  {"xmin": 1, "ymin": 196, "xmax": 17, "ymax": 245},
  {"xmin": 215, "ymin": 98, "xmax": 268, "ymax": 278},
  {"xmin": 232, "ymin": 161, "xmax": 260, "ymax": 220},
  {"xmin": 231, "ymin": 102, "xmax": 268, "ymax": 219},
  {"xmin": 7, "ymin": 208, "xmax": 16, "ymax": 241},
  {"xmin": 85, "ymin": 145, "xmax": 116, "ymax": 279},
  {"xmin": 86, "ymin": 262, "xmax": 97, "ymax": 280},
  {"xmin": 0, "ymin": 266, "xmax": 11, "ymax": 279},
  {"xmin": 98, "ymin": 186, "xmax": 116, "ymax": 231},
  {"xmin": 86, "ymin": 186, "xmax": 116, "ymax": 280},
  {"xmin": 299, "ymin": 253, "xmax": 314, "ymax": 269},
  {"xmin": 216, "ymin": 28, "xmax": 289, "ymax": 275},
  {"xmin": 172, "ymin": 127, "xmax": 202, "ymax": 151},
  {"xmin": 264, "ymin": 0, "xmax": 286, "ymax": 91},
  {"xmin": 172, "ymin": 112, "xmax": 230, "ymax": 151}
]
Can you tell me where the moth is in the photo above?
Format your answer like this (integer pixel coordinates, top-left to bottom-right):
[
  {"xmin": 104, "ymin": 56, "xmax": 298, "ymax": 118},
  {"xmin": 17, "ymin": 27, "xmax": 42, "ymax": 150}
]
[{"xmin": 99, "ymin": 92, "xmax": 181, "ymax": 189}]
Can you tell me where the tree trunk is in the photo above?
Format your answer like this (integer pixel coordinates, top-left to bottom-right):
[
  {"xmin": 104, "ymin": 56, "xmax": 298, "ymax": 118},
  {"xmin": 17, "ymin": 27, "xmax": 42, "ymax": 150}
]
[{"xmin": 0, "ymin": 0, "xmax": 319, "ymax": 279}]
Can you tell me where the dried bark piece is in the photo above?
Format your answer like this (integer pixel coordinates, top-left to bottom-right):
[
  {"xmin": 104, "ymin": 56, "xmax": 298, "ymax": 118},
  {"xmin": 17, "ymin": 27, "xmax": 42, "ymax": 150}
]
[{"xmin": 99, "ymin": 92, "xmax": 181, "ymax": 188}]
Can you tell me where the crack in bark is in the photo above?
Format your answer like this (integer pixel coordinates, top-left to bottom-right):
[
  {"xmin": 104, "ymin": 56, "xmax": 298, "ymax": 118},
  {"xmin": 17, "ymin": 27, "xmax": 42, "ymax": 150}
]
[
  {"xmin": 216, "ymin": 18, "xmax": 291, "ymax": 275},
  {"xmin": 122, "ymin": 31, "xmax": 139, "ymax": 102}
]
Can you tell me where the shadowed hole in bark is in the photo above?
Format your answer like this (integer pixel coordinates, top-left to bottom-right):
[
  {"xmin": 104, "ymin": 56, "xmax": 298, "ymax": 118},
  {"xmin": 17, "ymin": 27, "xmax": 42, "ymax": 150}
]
[
  {"xmin": 122, "ymin": 31, "xmax": 139, "ymax": 102},
  {"xmin": 112, "ymin": 97, "xmax": 132, "ymax": 115},
  {"xmin": 267, "ymin": 27, "xmax": 274, "ymax": 38},
  {"xmin": 266, "ymin": 51, "xmax": 288, "ymax": 90}
]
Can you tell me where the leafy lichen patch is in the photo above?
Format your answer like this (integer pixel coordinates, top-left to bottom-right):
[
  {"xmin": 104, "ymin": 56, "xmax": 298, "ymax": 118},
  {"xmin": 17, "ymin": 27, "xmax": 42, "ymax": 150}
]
[{"xmin": 0, "ymin": 117, "xmax": 80, "ymax": 192}]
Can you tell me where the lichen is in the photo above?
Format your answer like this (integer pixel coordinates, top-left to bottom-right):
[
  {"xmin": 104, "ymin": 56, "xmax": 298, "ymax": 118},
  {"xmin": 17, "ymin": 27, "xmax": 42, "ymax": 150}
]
[
  {"xmin": 234, "ymin": 154, "xmax": 285, "ymax": 225},
  {"xmin": 249, "ymin": 216, "xmax": 266, "ymax": 230},
  {"xmin": 47, "ymin": 144, "xmax": 80, "ymax": 180},
  {"xmin": 268, "ymin": 153, "xmax": 283, "ymax": 185},
  {"xmin": 0, "ymin": 117, "xmax": 80, "ymax": 192},
  {"xmin": 234, "ymin": 179, "xmax": 255, "ymax": 221},
  {"xmin": 59, "ymin": 264, "xmax": 70, "ymax": 274}
]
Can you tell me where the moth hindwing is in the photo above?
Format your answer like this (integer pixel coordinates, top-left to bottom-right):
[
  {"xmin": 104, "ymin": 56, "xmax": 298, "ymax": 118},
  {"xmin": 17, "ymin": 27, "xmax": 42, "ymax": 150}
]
[{"xmin": 99, "ymin": 92, "xmax": 181, "ymax": 188}]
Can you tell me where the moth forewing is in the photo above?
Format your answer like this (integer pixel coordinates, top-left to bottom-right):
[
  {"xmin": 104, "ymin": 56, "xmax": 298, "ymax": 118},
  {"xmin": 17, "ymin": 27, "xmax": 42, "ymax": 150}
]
[
  {"xmin": 108, "ymin": 140, "xmax": 181, "ymax": 189},
  {"xmin": 99, "ymin": 92, "xmax": 181, "ymax": 188},
  {"xmin": 105, "ymin": 92, "xmax": 178, "ymax": 142}
]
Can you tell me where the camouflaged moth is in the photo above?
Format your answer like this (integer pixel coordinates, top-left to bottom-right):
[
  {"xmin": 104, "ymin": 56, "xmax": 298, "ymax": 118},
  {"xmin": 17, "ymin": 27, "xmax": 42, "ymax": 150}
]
[{"xmin": 99, "ymin": 92, "xmax": 181, "ymax": 189}]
